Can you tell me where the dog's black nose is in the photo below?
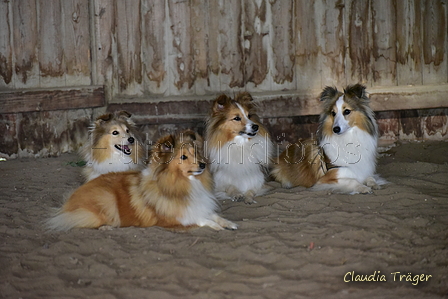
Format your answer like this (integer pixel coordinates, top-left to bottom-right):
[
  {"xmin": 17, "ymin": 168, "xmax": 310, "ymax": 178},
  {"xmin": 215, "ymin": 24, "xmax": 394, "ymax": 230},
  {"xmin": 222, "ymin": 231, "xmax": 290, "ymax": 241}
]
[
  {"xmin": 199, "ymin": 162, "xmax": 206, "ymax": 169},
  {"xmin": 128, "ymin": 137, "xmax": 135, "ymax": 144},
  {"xmin": 333, "ymin": 126, "xmax": 341, "ymax": 134},
  {"xmin": 251, "ymin": 124, "xmax": 259, "ymax": 132}
]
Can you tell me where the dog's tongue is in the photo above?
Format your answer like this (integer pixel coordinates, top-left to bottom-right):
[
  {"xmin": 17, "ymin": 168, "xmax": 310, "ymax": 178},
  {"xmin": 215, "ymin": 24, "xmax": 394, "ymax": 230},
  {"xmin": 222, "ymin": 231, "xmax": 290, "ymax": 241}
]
[{"xmin": 123, "ymin": 145, "xmax": 130, "ymax": 151}]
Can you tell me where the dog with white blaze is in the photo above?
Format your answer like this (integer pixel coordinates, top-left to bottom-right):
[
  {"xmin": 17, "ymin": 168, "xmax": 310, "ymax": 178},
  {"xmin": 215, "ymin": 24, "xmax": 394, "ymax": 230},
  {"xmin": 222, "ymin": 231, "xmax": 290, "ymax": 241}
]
[
  {"xmin": 272, "ymin": 84, "xmax": 386, "ymax": 194},
  {"xmin": 205, "ymin": 92, "xmax": 273, "ymax": 204}
]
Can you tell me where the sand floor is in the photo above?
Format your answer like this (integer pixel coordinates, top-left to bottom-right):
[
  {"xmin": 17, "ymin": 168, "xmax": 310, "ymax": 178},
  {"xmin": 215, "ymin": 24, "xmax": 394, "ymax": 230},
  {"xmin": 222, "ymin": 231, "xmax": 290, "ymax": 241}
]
[{"xmin": 0, "ymin": 141, "xmax": 447, "ymax": 299}]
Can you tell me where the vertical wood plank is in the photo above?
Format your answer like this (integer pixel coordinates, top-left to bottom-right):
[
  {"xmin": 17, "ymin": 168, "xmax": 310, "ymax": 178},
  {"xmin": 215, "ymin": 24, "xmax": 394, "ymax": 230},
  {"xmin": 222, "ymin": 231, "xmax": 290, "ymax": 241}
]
[
  {"xmin": 243, "ymin": 0, "xmax": 270, "ymax": 91},
  {"xmin": 396, "ymin": 0, "xmax": 423, "ymax": 85},
  {"xmin": 115, "ymin": 1, "xmax": 143, "ymax": 96},
  {"xmin": 0, "ymin": 0, "xmax": 13, "ymax": 88},
  {"xmin": 217, "ymin": 0, "xmax": 244, "ymax": 91},
  {"xmin": 371, "ymin": 0, "xmax": 397, "ymax": 86},
  {"xmin": 206, "ymin": 0, "xmax": 221, "ymax": 92},
  {"xmin": 168, "ymin": 0, "xmax": 194, "ymax": 95},
  {"xmin": 92, "ymin": 0, "xmax": 117, "ymax": 98},
  {"xmin": 37, "ymin": 0, "xmax": 65, "ymax": 87},
  {"xmin": 422, "ymin": 0, "xmax": 447, "ymax": 84},
  {"xmin": 320, "ymin": 0, "xmax": 346, "ymax": 87},
  {"xmin": 271, "ymin": 0, "xmax": 295, "ymax": 90},
  {"xmin": 346, "ymin": 0, "xmax": 372, "ymax": 86},
  {"xmin": 191, "ymin": 0, "xmax": 211, "ymax": 95},
  {"xmin": 62, "ymin": 0, "xmax": 92, "ymax": 86},
  {"xmin": 141, "ymin": 0, "xmax": 167, "ymax": 95},
  {"xmin": 12, "ymin": 0, "xmax": 39, "ymax": 89},
  {"xmin": 295, "ymin": 0, "xmax": 322, "ymax": 90}
]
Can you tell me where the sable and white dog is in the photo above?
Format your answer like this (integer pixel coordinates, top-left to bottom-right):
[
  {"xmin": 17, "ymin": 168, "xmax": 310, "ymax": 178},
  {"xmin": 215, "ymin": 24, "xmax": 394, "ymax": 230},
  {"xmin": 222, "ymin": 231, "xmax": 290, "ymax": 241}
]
[
  {"xmin": 80, "ymin": 111, "xmax": 145, "ymax": 181},
  {"xmin": 47, "ymin": 130, "xmax": 237, "ymax": 231},
  {"xmin": 272, "ymin": 84, "xmax": 385, "ymax": 194},
  {"xmin": 205, "ymin": 92, "xmax": 273, "ymax": 204}
]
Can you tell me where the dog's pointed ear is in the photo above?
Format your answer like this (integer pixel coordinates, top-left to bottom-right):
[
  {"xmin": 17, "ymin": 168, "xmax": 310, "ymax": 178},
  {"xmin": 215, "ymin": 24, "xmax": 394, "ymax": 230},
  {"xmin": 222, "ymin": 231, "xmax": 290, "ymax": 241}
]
[
  {"xmin": 95, "ymin": 113, "xmax": 113, "ymax": 126},
  {"xmin": 159, "ymin": 135, "xmax": 175, "ymax": 153},
  {"xmin": 212, "ymin": 94, "xmax": 231, "ymax": 113},
  {"xmin": 115, "ymin": 110, "xmax": 132, "ymax": 119},
  {"xmin": 320, "ymin": 86, "xmax": 340, "ymax": 102},
  {"xmin": 180, "ymin": 129, "xmax": 197, "ymax": 142},
  {"xmin": 235, "ymin": 92, "xmax": 253, "ymax": 105},
  {"xmin": 344, "ymin": 84, "xmax": 368, "ymax": 100}
]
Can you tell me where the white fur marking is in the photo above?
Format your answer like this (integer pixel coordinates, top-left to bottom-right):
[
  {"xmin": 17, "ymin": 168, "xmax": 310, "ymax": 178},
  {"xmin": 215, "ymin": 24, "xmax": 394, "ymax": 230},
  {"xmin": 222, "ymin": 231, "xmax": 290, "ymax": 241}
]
[
  {"xmin": 333, "ymin": 96, "xmax": 350, "ymax": 134},
  {"xmin": 235, "ymin": 102, "xmax": 256, "ymax": 134}
]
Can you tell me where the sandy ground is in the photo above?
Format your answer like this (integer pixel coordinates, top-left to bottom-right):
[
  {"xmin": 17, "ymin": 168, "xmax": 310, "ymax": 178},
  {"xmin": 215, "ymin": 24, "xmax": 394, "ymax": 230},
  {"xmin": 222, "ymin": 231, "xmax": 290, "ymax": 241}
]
[{"xmin": 0, "ymin": 141, "xmax": 447, "ymax": 299}]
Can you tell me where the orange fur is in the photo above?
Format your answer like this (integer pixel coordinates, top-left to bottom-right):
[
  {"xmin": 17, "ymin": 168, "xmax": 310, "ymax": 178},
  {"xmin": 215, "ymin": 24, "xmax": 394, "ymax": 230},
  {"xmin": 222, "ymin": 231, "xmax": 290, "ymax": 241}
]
[
  {"xmin": 271, "ymin": 139, "xmax": 327, "ymax": 188},
  {"xmin": 47, "ymin": 130, "xmax": 237, "ymax": 231}
]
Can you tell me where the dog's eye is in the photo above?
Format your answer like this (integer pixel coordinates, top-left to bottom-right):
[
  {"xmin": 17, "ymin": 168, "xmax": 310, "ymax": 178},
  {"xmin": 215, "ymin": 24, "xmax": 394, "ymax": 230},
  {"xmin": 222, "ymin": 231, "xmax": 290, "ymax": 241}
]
[
  {"xmin": 248, "ymin": 114, "xmax": 252, "ymax": 119},
  {"xmin": 126, "ymin": 129, "xmax": 129, "ymax": 133},
  {"xmin": 343, "ymin": 109, "xmax": 351, "ymax": 115},
  {"xmin": 233, "ymin": 116, "xmax": 241, "ymax": 121},
  {"xmin": 112, "ymin": 130, "xmax": 119, "ymax": 135},
  {"xmin": 331, "ymin": 111, "xmax": 336, "ymax": 117},
  {"xmin": 180, "ymin": 155, "xmax": 188, "ymax": 160}
]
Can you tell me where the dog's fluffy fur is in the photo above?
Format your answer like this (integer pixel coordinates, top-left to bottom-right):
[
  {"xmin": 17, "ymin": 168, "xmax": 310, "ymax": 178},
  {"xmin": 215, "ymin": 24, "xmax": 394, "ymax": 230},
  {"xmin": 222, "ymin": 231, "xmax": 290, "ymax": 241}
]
[
  {"xmin": 80, "ymin": 111, "xmax": 145, "ymax": 181},
  {"xmin": 205, "ymin": 92, "xmax": 273, "ymax": 204},
  {"xmin": 272, "ymin": 84, "xmax": 385, "ymax": 194},
  {"xmin": 47, "ymin": 130, "xmax": 237, "ymax": 231}
]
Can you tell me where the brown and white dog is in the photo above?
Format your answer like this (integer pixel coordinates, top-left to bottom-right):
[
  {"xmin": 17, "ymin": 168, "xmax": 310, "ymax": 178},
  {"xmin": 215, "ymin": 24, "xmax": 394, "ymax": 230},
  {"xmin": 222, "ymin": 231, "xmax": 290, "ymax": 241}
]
[
  {"xmin": 205, "ymin": 92, "xmax": 273, "ymax": 204},
  {"xmin": 79, "ymin": 111, "xmax": 145, "ymax": 181},
  {"xmin": 47, "ymin": 130, "xmax": 237, "ymax": 231},
  {"xmin": 272, "ymin": 84, "xmax": 385, "ymax": 194}
]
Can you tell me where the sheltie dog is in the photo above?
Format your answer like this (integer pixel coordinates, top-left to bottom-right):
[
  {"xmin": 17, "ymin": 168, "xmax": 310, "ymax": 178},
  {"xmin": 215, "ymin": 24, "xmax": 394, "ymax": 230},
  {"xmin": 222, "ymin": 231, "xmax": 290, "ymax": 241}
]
[
  {"xmin": 80, "ymin": 111, "xmax": 145, "ymax": 181},
  {"xmin": 47, "ymin": 130, "xmax": 237, "ymax": 231},
  {"xmin": 205, "ymin": 92, "xmax": 273, "ymax": 204},
  {"xmin": 272, "ymin": 84, "xmax": 385, "ymax": 194}
]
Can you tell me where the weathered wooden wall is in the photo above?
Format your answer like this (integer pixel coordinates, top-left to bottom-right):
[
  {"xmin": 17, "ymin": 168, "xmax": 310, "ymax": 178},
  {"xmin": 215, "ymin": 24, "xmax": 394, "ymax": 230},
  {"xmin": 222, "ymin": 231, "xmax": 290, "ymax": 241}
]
[{"xmin": 0, "ymin": 0, "xmax": 447, "ymax": 157}]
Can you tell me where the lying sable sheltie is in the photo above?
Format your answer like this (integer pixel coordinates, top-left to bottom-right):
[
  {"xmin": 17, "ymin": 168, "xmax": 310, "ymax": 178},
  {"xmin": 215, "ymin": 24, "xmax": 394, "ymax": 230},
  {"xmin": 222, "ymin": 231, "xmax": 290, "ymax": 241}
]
[
  {"xmin": 80, "ymin": 111, "xmax": 145, "ymax": 181},
  {"xmin": 272, "ymin": 84, "xmax": 385, "ymax": 194},
  {"xmin": 47, "ymin": 130, "xmax": 237, "ymax": 231},
  {"xmin": 205, "ymin": 92, "xmax": 273, "ymax": 204}
]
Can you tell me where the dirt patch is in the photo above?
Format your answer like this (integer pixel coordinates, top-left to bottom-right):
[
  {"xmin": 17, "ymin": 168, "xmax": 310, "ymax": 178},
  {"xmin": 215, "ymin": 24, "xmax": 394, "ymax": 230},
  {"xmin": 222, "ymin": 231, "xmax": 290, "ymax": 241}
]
[{"xmin": 1, "ymin": 141, "xmax": 447, "ymax": 298}]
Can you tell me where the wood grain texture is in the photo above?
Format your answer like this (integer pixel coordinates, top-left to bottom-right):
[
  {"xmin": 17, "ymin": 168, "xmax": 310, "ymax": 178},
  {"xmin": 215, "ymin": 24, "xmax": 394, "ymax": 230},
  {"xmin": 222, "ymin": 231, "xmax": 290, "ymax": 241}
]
[
  {"xmin": 0, "ymin": 0, "xmax": 13, "ymax": 87},
  {"xmin": 217, "ymin": 0, "xmax": 244, "ymax": 90},
  {"xmin": 346, "ymin": 0, "xmax": 372, "ymax": 85},
  {"xmin": 168, "ymin": 0, "xmax": 194, "ymax": 95},
  {"xmin": 0, "ymin": 86, "xmax": 105, "ymax": 114},
  {"xmin": 422, "ymin": 0, "xmax": 447, "ymax": 84},
  {"xmin": 320, "ymin": 0, "xmax": 346, "ymax": 87},
  {"xmin": 371, "ymin": 0, "xmax": 396, "ymax": 86},
  {"xmin": 92, "ymin": 0, "xmax": 116, "ymax": 94},
  {"xmin": 396, "ymin": 0, "xmax": 423, "ymax": 85},
  {"xmin": 295, "ymin": 0, "xmax": 322, "ymax": 90},
  {"xmin": 243, "ymin": 0, "xmax": 269, "ymax": 89},
  {"xmin": 191, "ymin": 0, "xmax": 209, "ymax": 95},
  {"xmin": 12, "ymin": 0, "xmax": 39, "ymax": 88},
  {"xmin": 0, "ymin": 1, "xmax": 446, "ymax": 100},
  {"xmin": 271, "ymin": 0, "xmax": 295, "ymax": 88},
  {"xmin": 115, "ymin": 1, "xmax": 142, "ymax": 95},
  {"xmin": 62, "ymin": 0, "xmax": 91, "ymax": 86},
  {"xmin": 142, "ymin": 0, "xmax": 167, "ymax": 94},
  {"xmin": 37, "ymin": 0, "xmax": 65, "ymax": 87}
]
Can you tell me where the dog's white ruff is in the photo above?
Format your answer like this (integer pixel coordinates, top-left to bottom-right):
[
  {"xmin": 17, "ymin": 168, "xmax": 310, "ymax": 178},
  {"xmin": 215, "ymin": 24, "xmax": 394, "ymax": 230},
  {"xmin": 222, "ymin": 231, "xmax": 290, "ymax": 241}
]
[{"xmin": 208, "ymin": 134, "xmax": 271, "ymax": 199}]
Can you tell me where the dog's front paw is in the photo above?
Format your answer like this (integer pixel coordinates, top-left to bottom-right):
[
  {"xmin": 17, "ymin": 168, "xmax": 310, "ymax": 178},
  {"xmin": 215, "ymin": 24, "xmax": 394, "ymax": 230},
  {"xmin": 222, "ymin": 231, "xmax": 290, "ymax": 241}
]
[
  {"xmin": 357, "ymin": 185, "xmax": 373, "ymax": 194},
  {"xmin": 232, "ymin": 194, "xmax": 246, "ymax": 202},
  {"xmin": 365, "ymin": 177, "xmax": 381, "ymax": 190},
  {"xmin": 243, "ymin": 196, "xmax": 257, "ymax": 204}
]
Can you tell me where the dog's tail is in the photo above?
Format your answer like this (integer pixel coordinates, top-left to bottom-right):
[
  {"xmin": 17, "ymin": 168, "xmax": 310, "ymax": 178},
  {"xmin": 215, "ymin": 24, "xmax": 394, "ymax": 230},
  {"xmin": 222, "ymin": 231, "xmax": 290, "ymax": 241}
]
[{"xmin": 45, "ymin": 209, "xmax": 104, "ymax": 231}]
